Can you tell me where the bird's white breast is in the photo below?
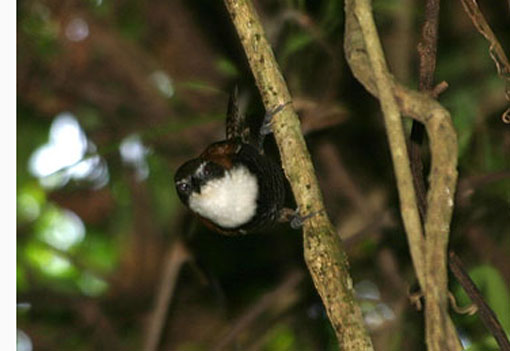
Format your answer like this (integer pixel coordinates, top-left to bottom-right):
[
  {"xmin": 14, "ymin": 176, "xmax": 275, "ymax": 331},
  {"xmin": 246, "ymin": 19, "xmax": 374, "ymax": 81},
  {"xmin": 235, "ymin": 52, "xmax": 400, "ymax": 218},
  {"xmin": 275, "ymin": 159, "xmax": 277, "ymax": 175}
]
[{"xmin": 188, "ymin": 165, "xmax": 258, "ymax": 228}]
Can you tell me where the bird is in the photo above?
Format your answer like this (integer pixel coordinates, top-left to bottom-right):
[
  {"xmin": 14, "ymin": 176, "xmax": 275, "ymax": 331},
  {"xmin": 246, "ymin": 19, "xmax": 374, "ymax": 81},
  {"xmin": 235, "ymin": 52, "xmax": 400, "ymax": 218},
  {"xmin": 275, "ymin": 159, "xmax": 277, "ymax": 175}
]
[{"xmin": 174, "ymin": 88, "xmax": 289, "ymax": 235}]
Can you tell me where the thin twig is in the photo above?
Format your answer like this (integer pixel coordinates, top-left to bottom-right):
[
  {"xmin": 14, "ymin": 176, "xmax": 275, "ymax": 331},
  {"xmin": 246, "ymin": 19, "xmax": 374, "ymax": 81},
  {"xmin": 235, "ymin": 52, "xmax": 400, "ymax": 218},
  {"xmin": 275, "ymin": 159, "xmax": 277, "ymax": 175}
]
[
  {"xmin": 410, "ymin": 0, "xmax": 442, "ymax": 221},
  {"xmin": 458, "ymin": 0, "xmax": 510, "ymax": 123},
  {"xmin": 143, "ymin": 240, "xmax": 191, "ymax": 351},
  {"xmin": 211, "ymin": 270, "xmax": 304, "ymax": 351},
  {"xmin": 448, "ymin": 251, "xmax": 510, "ymax": 351},
  {"xmin": 316, "ymin": 141, "xmax": 370, "ymax": 216},
  {"xmin": 457, "ymin": 170, "xmax": 510, "ymax": 205},
  {"xmin": 417, "ymin": 0, "xmax": 441, "ymax": 93}
]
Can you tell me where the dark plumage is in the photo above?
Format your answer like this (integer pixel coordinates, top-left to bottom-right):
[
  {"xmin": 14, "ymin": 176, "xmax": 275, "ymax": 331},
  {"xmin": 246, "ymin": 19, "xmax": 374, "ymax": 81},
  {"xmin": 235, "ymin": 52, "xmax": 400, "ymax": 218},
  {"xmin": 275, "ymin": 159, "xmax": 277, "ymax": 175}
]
[{"xmin": 174, "ymin": 88, "xmax": 287, "ymax": 235}]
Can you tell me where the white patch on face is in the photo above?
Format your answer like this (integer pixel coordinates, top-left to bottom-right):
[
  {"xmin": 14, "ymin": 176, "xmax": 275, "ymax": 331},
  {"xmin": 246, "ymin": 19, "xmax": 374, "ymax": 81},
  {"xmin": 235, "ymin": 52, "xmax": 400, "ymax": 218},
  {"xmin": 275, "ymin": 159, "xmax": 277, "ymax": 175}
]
[
  {"xmin": 189, "ymin": 165, "xmax": 258, "ymax": 228},
  {"xmin": 195, "ymin": 162, "xmax": 206, "ymax": 177}
]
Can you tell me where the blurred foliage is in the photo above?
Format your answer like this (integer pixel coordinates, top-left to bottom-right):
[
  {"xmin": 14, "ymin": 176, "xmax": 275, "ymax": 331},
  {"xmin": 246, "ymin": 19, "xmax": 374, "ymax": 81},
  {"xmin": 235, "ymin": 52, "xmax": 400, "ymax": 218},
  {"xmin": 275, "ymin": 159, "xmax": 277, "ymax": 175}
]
[{"xmin": 17, "ymin": 0, "xmax": 509, "ymax": 350}]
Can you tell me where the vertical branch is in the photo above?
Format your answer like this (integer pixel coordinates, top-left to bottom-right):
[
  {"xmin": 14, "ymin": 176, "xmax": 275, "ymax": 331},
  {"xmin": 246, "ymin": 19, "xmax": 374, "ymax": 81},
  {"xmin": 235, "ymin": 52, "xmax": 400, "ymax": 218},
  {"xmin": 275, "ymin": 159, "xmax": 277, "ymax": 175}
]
[
  {"xmin": 344, "ymin": 0, "xmax": 461, "ymax": 350},
  {"xmin": 345, "ymin": 0, "xmax": 426, "ymax": 291},
  {"xmin": 422, "ymin": 103, "xmax": 458, "ymax": 351},
  {"xmin": 222, "ymin": 1, "xmax": 374, "ymax": 349},
  {"xmin": 414, "ymin": 1, "xmax": 462, "ymax": 349},
  {"xmin": 417, "ymin": 0, "xmax": 441, "ymax": 92},
  {"xmin": 143, "ymin": 240, "xmax": 190, "ymax": 351},
  {"xmin": 410, "ymin": 0, "xmax": 442, "ymax": 221}
]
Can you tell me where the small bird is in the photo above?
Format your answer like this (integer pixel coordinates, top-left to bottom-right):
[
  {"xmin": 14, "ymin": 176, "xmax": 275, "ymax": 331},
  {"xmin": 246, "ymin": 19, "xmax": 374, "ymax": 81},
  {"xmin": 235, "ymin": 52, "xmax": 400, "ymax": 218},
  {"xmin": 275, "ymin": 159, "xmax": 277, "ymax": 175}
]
[{"xmin": 174, "ymin": 88, "xmax": 288, "ymax": 235}]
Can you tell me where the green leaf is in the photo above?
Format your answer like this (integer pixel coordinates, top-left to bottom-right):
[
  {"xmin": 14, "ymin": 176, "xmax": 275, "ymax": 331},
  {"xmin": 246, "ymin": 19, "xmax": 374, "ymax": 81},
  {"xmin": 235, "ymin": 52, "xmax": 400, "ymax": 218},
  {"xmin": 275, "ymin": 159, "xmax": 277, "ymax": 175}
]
[
  {"xmin": 263, "ymin": 324, "xmax": 297, "ymax": 351},
  {"xmin": 215, "ymin": 57, "xmax": 239, "ymax": 78},
  {"xmin": 78, "ymin": 232, "xmax": 118, "ymax": 272},
  {"xmin": 77, "ymin": 271, "xmax": 108, "ymax": 297},
  {"xmin": 464, "ymin": 334, "xmax": 500, "ymax": 351},
  {"xmin": 17, "ymin": 183, "xmax": 46, "ymax": 223},
  {"xmin": 320, "ymin": 0, "xmax": 344, "ymax": 32},
  {"xmin": 281, "ymin": 33, "xmax": 313, "ymax": 63},
  {"xmin": 24, "ymin": 241, "xmax": 78, "ymax": 279}
]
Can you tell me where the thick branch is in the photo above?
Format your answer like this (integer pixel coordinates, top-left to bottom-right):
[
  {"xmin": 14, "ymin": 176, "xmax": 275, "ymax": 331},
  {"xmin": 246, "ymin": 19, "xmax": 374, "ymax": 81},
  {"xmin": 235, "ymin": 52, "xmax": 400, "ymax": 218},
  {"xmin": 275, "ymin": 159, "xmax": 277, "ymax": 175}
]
[
  {"xmin": 223, "ymin": 0, "xmax": 373, "ymax": 349},
  {"xmin": 344, "ymin": 0, "xmax": 460, "ymax": 350},
  {"xmin": 345, "ymin": 0, "xmax": 425, "ymax": 296}
]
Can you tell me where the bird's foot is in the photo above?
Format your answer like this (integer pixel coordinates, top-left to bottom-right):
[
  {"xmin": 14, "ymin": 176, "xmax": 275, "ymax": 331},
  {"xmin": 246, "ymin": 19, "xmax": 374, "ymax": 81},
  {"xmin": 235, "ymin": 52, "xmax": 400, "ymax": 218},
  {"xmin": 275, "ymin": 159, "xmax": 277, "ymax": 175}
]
[
  {"xmin": 258, "ymin": 101, "xmax": 292, "ymax": 151},
  {"xmin": 278, "ymin": 207, "xmax": 322, "ymax": 229}
]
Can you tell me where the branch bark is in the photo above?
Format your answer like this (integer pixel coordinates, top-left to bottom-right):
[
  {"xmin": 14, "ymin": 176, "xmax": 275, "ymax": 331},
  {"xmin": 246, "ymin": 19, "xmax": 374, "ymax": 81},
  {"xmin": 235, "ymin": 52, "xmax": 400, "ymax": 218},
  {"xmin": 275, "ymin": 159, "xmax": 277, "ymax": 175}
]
[
  {"xmin": 344, "ymin": 0, "xmax": 461, "ymax": 350},
  {"xmin": 223, "ymin": 0, "xmax": 374, "ymax": 349},
  {"xmin": 410, "ymin": 0, "xmax": 442, "ymax": 221}
]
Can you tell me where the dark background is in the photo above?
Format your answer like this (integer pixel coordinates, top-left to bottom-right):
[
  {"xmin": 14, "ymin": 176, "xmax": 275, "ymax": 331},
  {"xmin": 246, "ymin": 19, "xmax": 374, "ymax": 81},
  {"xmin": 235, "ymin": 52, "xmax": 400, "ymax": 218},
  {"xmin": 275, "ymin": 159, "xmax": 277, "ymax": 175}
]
[{"xmin": 17, "ymin": 0, "xmax": 510, "ymax": 350}]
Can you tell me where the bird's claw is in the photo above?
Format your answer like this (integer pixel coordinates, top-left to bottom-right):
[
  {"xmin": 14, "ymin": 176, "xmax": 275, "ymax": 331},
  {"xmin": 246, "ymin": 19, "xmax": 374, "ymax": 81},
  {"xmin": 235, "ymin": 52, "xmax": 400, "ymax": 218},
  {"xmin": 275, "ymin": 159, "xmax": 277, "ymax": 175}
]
[
  {"xmin": 279, "ymin": 207, "xmax": 323, "ymax": 229},
  {"xmin": 258, "ymin": 101, "xmax": 292, "ymax": 152}
]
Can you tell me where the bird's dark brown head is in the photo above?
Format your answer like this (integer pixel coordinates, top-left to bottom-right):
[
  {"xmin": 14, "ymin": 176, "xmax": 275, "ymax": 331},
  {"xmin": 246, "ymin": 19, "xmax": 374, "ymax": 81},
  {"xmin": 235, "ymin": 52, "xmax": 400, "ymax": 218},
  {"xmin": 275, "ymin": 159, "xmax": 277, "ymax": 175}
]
[{"xmin": 174, "ymin": 156, "xmax": 226, "ymax": 205}]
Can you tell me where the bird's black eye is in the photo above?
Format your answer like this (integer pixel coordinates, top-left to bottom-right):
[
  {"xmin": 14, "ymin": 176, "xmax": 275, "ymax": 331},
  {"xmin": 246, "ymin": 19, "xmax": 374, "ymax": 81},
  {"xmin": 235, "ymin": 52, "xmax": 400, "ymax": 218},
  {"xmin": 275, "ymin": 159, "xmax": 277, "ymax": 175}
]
[{"xmin": 177, "ymin": 182, "xmax": 191, "ymax": 194}]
